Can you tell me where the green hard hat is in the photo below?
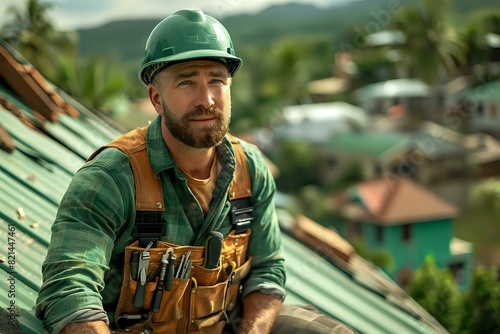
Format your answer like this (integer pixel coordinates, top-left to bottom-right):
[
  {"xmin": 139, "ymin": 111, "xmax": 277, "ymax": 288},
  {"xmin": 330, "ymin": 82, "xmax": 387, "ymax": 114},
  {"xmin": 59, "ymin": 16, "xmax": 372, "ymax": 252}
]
[{"xmin": 139, "ymin": 9, "xmax": 242, "ymax": 85}]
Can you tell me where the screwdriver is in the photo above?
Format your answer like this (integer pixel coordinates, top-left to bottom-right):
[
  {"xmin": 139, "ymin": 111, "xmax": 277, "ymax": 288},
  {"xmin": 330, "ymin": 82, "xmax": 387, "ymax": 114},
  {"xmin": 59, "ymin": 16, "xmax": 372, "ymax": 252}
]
[{"xmin": 152, "ymin": 252, "xmax": 168, "ymax": 312}]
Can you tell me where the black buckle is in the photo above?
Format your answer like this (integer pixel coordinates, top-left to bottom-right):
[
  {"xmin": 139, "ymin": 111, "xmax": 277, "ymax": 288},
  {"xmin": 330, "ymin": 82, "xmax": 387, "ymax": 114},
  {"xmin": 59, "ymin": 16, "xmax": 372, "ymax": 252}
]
[
  {"xmin": 231, "ymin": 206, "xmax": 253, "ymax": 234},
  {"xmin": 133, "ymin": 211, "xmax": 165, "ymax": 247}
]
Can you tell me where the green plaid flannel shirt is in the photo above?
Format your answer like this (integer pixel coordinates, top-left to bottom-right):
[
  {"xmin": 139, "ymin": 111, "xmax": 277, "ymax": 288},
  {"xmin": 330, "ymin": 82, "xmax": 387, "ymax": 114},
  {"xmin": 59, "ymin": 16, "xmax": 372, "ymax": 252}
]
[{"xmin": 36, "ymin": 116, "xmax": 286, "ymax": 331}]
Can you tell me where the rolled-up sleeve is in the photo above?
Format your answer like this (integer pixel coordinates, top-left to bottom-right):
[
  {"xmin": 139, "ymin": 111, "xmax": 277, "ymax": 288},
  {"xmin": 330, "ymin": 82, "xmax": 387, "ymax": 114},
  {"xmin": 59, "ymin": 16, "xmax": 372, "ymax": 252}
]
[
  {"xmin": 240, "ymin": 143, "xmax": 286, "ymax": 300},
  {"xmin": 36, "ymin": 150, "xmax": 133, "ymax": 333}
]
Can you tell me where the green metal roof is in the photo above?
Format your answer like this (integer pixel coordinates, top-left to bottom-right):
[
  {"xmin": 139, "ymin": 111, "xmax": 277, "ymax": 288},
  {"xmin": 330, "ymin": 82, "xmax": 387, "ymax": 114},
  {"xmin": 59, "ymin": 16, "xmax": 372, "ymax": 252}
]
[
  {"xmin": 459, "ymin": 80, "xmax": 500, "ymax": 101},
  {"xmin": 282, "ymin": 236, "xmax": 439, "ymax": 334},
  {"xmin": 322, "ymin": 131, "xmax": 410, "ymax": 158},
  {"xmin": 321, "ymin": 127, "xmax": 472, "ymax": 162},
  {"xmin": 0, "ymin": 46, "xmax": 447, "ymax": 334}
]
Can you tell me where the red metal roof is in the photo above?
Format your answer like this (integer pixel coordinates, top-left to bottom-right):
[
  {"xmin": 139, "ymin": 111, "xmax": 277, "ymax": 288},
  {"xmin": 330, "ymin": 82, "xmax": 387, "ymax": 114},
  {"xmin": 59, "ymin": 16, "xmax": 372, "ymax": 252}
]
[{"xmin": 356, "ymin": 174, "xmax": 458, "ymax": 225}]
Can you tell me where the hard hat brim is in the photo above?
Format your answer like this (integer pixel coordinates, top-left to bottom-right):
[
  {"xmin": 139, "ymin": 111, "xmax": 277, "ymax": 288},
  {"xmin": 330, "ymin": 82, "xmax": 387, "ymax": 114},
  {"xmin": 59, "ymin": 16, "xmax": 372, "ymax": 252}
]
[{"xmin": 139, "ymin": 49, "xmax": 242, "ymax": 85}]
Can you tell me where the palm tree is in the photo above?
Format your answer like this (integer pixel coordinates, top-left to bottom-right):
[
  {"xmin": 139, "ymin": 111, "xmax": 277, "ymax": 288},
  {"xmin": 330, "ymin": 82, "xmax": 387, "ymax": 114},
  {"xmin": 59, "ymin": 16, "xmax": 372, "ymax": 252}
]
[
  {"xmin": 267, "ymin": 41, "xmax": 310, "ymax": 105},
  {"xmin": 387, "ymin": 0, "xmax": 466, "ymax": 84},
  {"xmin": 461, "ymin": 10, "xmax": 500, "ymax": 76},
  {"xmin": 1, "ymin": 0, "xmax": 76, "ymax": 76},
  {"xmin": 53, "ymin": 55, "xmax": 131, "ymax": 113}
]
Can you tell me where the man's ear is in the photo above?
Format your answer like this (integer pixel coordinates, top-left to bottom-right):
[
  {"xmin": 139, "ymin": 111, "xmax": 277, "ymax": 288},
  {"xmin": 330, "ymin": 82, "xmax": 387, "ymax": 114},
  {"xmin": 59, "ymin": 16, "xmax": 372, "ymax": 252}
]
[{"xmin": 148, "ymin": 84, "xmax": 163, "ymax": 115}]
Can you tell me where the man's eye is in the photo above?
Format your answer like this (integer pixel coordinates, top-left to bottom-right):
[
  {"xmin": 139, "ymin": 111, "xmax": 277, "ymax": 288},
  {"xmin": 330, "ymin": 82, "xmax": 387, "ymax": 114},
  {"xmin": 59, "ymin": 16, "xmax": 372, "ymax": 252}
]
[
  {"xmin": 179, "ymin": 80, "xmax": 191, "ymax": 86},
  {"xmin": 211, "ymin": 79, "xmax": 223, "ymax": 84}
]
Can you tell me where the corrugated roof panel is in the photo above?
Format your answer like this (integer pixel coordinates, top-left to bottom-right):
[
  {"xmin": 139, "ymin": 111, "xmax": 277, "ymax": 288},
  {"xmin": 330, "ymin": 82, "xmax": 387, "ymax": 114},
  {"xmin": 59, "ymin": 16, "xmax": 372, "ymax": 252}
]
[
  {"xmin": 43, "ymin": 113, "xmax": 112, "ymax": 159},
  {"xmin": 282, "ymin": 234, "xmax": 438, "ymax": 334},
  {"xmin": 0, "ymin": 275, "xmax": 44, "ymax": 333},
  {"xmin": 1, "ymin": 108, "xmax": 85, "ymax": 176},
  {"xmin": 0, "ymin": 182, "xmax": 52, "ymax": 334},
  {"xmin": 0, "ymin": 148, "xmax": 72, "ymax": 207},
  {"xmin": 0, "ymin": 172, "xmax": 57, "ymax": 247}
]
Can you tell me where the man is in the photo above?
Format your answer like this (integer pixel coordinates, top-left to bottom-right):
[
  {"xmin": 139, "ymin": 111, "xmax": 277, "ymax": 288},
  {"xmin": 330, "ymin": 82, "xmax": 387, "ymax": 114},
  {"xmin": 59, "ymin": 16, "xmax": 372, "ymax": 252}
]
[{"xmin": 36, "ymin": 9, "xmax": 354, "ymax": 334}]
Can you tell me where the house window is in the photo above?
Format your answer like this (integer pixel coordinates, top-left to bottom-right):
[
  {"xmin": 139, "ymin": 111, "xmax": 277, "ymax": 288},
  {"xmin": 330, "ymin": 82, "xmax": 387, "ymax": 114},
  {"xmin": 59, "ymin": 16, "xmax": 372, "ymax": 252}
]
[
  {"xmin": 376, "ymin": 225, "xmax": 384, "ymax": 244},
  {"xmin": 402, "ymin": 224, "xmax": 411, "ymax": 241},
  {"xmin": 478, "ymin": 102, "xmax": 484, "ymax": 116},
  {"xmin": 449, "ymin": 261, "xmax": 465, "ymax": 285}
]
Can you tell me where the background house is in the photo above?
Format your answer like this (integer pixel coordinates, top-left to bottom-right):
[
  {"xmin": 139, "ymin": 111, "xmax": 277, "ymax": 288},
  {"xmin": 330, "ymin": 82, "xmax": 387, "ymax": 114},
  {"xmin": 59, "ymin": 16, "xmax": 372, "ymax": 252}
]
[
  {"xmin": 273, "ymin": 101, "xmax": 369, "ymax": 143},
  {"xmin": 451, "ymin": 80, "xmax": 500, "ymax": 138},
  {"xmin": 352, "ymin": 79, "xmax": 446, "ymax": 130},
  {"xmin": 315, "ymin": 121, "xmax": 498, "ymax": 207},
  {"xmin": 331, "ymin": 175, "xmax": 473, "ymax": 291}
]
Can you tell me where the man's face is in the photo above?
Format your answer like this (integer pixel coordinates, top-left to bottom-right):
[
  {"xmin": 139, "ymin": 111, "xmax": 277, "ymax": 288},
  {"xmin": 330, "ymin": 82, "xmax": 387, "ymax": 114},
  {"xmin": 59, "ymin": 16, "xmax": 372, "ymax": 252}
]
[{"xmin": 151, "ymin": 60, "xmax": 232, "ymax": 148}]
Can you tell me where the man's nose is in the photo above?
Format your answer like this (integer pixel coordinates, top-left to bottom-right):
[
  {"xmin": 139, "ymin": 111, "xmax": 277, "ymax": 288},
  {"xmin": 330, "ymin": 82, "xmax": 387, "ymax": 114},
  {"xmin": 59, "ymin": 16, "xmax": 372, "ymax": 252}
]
[{"xmin": 194, "ymin": 83, "xmax": 215, "ymax": 110}]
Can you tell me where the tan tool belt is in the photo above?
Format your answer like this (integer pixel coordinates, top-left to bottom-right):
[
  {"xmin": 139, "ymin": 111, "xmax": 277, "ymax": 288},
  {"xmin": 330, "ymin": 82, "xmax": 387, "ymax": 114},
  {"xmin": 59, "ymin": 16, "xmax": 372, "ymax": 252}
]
[
  {"xmin": 114, "ymin": 229, "xmax": 251, "ymax": 333},
  {"xmin": 88, "ymin": 126, "xmax": 254, "ymax": 333}
]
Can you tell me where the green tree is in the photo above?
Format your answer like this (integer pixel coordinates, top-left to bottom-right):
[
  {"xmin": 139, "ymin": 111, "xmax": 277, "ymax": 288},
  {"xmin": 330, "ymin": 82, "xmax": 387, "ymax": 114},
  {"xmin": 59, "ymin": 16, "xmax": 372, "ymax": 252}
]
[
  {"xmin": 459, "ymin": 266, "xmax": 500, "ymax": 334},
  {"xmin": 351, "ymin": 237, "xmax": 393, "ymax": 272},
  {"xmin": 52, "ymin": 55, "xmax": 131, "ymax": 113},
  {"xmin": 409, "ymin": 256, "xmax": 463, "ymax": 333},
  {"xmin": 460, "ymin": 10, "xmax": 500, "ymax": 77},
  {"xmin": 388, "ymin": 0, "xmax": 466, "ymax": 83},
  {"xmin": 295, "ymin": 185, "xmax": 335, "ymax": 224},
  {"xmin": 454, "ymin": 179, "xmax": 500, "ymax": 267},
  {"xmin": 1, "ymin": 0, "xmax": 76, "ymax": 77},
  {"xmin": 261, "ymin": 40, "xmax": 311, "ymax": 108},
  {"xmin": 273, "ymin": 140, "xmax": 318, "ymax": 193}
]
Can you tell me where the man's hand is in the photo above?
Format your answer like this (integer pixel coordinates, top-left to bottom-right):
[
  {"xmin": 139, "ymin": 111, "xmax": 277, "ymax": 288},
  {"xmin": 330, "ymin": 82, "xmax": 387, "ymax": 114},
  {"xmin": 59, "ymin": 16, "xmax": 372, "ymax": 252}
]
[
  {"xmin": 239, "ymin": 290, "xmax": 282, "ymax": 334},
  {"xmin": 60, "ymin": 320, "xmax": 111, "ymax": 334}
]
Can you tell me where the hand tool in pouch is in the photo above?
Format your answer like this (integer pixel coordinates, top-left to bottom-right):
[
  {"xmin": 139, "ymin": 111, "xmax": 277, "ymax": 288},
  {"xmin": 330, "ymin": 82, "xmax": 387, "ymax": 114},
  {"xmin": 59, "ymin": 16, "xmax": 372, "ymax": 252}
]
[
  {"xmin": 164, "ymin": 252, "xmax": 176, "ymax": 291},
  {"xmin": 130, "ymin": 251, "xmax": 139, "ymax": 280},
  {"xmin": 179, "ymin": 250, "xmax": 192, "ymax": 279},
  {"xmin": 203, "ymin": 231, "xmax": 223, "ymax": 269},
  {"xmin": 152, "ymin": 251, "xmax": 169, "ymax": 312},
  {"xmin": 133, "ymin": 241, "xmax": 153, "ymax": 308}
]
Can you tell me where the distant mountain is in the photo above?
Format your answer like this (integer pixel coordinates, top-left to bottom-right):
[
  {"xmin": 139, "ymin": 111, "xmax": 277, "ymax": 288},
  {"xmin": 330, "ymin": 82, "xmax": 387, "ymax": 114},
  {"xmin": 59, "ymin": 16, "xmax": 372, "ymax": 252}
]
[
  {"xmin": 76, "ymin": 0, "xmax": 500, "ymax": 74},
  {"xmin": 76, "ymin": 1, "xmax": 389, "ymax": 64}
]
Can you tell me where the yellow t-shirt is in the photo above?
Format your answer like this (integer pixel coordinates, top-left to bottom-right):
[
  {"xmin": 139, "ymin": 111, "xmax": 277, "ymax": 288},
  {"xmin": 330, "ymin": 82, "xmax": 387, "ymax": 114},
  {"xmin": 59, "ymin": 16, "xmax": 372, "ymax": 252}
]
[{"xmin": 179, "ymin": 157, "xmax": 219, "ymax": 214}]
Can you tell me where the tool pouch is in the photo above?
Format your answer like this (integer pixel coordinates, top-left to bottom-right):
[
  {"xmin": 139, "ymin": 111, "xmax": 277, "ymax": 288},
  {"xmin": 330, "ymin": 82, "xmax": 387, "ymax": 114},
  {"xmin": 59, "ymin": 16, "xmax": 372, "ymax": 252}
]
[{"xmin": 114, "ymin": 229, "xmax": 252, "ymax": 333}]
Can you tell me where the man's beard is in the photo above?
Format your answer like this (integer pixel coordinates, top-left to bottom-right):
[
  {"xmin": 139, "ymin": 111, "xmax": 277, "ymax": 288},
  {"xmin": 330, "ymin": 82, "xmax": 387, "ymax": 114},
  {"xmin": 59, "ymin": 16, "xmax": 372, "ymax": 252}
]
[{"xmin": 161, "ymin": 98, "xmax": 230, "ymax": 148}]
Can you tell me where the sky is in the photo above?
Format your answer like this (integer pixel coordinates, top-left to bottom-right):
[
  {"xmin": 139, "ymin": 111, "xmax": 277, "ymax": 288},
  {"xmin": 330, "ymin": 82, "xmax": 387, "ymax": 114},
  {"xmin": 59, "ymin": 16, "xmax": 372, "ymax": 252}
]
[{"xmin": 0, "ymin": 0, "xmax": 348, "ymax": 31}]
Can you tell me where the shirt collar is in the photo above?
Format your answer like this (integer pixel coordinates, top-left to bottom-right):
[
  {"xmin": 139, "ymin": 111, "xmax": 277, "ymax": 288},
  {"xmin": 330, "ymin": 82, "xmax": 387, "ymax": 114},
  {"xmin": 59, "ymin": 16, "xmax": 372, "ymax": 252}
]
[{"xmin": 146, "ymin": 115, "xmax": 176, "ymax": 175}]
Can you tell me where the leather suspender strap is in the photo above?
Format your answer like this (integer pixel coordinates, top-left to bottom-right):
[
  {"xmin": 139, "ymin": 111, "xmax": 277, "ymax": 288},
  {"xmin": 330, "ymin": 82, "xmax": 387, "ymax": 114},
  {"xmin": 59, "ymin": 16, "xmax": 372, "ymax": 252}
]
[
  {"xmin": 227, "ymin": 134, "xmax": 252, "ymax": 201},
  {"xmin": 226, "ymin": 134, "xmax": 253, "ymax": 234},
  {"xmin": 88, "ymin": 129, "xmax": 254, "ymax": 242},
  {"xmin": 88, "ymin": 126, "xmax": 165, "ymax": 247}
]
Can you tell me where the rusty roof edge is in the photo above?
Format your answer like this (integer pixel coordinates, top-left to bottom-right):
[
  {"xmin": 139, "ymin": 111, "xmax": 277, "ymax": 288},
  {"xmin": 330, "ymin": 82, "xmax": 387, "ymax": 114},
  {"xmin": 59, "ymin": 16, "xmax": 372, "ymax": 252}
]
[
  {"xmin": 0, "ymin": 123, "xmax": 15, "ymax": 153},
  {"xmin": 0, "ymin": 43, "xmax": 81, "ymax": 123}
]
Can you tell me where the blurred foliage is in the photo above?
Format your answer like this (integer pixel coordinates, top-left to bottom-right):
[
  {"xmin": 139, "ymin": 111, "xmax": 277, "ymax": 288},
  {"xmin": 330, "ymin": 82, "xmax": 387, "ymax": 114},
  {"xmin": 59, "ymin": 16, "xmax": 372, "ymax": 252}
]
[
  {"xmin": 454, "ymin": 178, "xmax": 500, "ymax": 266},
  {"xmin": 51, "ymin": 54, "xmax": 131, "ymax": 114},
  {"xmin": 409, "ymin": 256, "xmax": 463, "ymax": 333},
  {"xmin": 272, "ymin": 140, "xmax": 319, "ymax": 193},
  {"xmin": 351, "ymin": 237, "xmax": 394, "ymax": 271},
  {"xmin": 388, "ymin": 0, "xmax": 466, "ymax": 83},
  {"xmin": 459, "ymin": 266, "xmax": 500, "ymax": 333},
  {"xmin": 295, "ymin": 185, "xmax": 335, "ymax": 225},
  {"xmin": 0, "ymin": 0, "xmax": 129, "ymax": 113},
  {"xmin": 0, "ymin": 0, "xmax": 76, "ymax": 76},
  {"xmin": 2, "ymin": 0, "xmax": 500, "ymax": 120},
  {"xmin": 409, "ymin": 257, "xmax": 500, "ymax": 333}
]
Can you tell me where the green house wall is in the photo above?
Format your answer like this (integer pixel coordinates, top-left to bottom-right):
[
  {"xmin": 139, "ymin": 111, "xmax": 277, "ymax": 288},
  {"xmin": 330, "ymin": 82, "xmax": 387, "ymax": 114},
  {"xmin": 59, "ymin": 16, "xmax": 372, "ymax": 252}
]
[{"xmin": 363, "ymin": 219, "xmax": 453, "ymax": 278}]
